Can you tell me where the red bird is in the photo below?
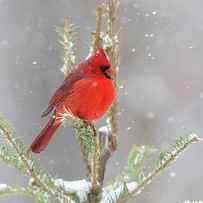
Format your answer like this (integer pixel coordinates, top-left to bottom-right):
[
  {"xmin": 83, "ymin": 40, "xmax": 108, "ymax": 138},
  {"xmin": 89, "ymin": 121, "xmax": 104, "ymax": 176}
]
[{"xmin": 30, "ymin": 46, "xmax": 116, "ymax": 153}]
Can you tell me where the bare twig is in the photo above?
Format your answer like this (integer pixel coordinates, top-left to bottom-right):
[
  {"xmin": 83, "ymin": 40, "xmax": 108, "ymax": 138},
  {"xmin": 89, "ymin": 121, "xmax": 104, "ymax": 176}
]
[
  {"xmin": 93, "ymin": 6, "xmax": 103, "ymax": 53},
  {"xmin": 89, "ymin": 124, "xmax": 100, "ymax": 194},
  {"xmin": 104, "ymin": 0, "xmax": 120, "ymax": 152},
  {"xmin": 88, "ymin": 0, "xmax": 121, "ymax": 194},
  {"xmin": 90, "ymin": 6, "xmax": 104, "ymax": 195}
]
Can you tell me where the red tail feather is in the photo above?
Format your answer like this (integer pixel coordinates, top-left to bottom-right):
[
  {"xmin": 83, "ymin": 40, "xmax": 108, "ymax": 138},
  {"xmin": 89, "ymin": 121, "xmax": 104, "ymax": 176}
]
[{"xmin": 30, "ymin": 117, "xmax": 61, "ymax": 153}]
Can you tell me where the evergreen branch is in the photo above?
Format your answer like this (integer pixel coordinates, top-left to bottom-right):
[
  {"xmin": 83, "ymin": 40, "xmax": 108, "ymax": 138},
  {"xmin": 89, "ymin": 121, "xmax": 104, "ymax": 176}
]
[
  {"xmin": 0, "ymin": 142, "xmax": 79, "ymax": 202},
  {"xmin": 113, "ymin": 145, "xmax": 157, "ymax": 186},
  {"xmin": 0, "ymin": 185, "xmax": 50, "ymax": 203},
  {"xmin": 56, "ymin": 18, "xmax": 76, "ymax": 76},
  {"xmin": 0, "ymin": 113, "xmax": 37, "ymax": 177},
  {"xmin": 100, "ymin": 183, "xmax": 128, "ymax": 203},
  {"xmin": 0, "ymin": 113, "xmax": 80, "ymax": 203},
  {"xmin": 0, "ymin": 120, "xmax": 57, "ymax": 201},
  {"xmin": 0, "ymin": 185, "xmax": 32, "ymax": 198},
  {"xmin": 64, "ymin": 117, "xmax": 101, "ymax": 196},
  {"xmin": 118, "ymin": 134, "xmax": 201, "ymax": 202},
  {"xmin": 0, "ymin": 184, "xmax": 60, "ymax": 203},
  {"xmin": 0, "ymin": 144, "xmax": 30, "ymax": 175}
]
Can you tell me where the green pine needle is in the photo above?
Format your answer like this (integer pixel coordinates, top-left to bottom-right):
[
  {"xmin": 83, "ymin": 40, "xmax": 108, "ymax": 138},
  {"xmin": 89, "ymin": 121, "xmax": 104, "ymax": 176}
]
[{"xmin": 107, "ymin": 134, "xmax": 201, "ymax": 203}]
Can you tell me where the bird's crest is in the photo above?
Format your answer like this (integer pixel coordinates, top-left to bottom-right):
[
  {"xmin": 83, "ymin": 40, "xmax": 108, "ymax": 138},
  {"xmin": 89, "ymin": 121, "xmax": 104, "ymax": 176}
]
[{"xmin": 88, "ymin": 45, "xmax": 110, "ymax": 67}]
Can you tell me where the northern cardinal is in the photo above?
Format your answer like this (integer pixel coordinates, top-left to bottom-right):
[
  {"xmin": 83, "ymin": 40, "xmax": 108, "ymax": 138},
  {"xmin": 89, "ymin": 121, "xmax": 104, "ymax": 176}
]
[{"xmin": 30, "ymin": 46, "xmax": 116, "ymax": 153}]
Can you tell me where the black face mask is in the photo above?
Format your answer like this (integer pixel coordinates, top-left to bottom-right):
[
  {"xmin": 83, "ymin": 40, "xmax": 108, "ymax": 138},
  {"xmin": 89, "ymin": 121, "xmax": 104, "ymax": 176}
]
[{"xmin": 100, "ymin": 66, "xmax": 112, "ymax": 79}]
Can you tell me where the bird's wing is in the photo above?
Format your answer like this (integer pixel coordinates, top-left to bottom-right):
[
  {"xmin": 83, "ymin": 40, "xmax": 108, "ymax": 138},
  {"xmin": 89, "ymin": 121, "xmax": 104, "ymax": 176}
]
[
  {"xmin": 62, "ymin": 78, "xmax": 101, "ymax": 118},
  {"xmin": 41, "ymin": 66, "xmax": 85, "ymax": 117}
]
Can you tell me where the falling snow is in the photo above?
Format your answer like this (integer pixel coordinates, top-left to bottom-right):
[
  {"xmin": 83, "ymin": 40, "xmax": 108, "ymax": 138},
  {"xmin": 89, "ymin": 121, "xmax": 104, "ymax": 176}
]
[
  {"xmin": 146, "ymin": 112, "xmax": 156, "ymax": 120},
  {"xmin": 0, "ymin": 184, "xmax": 8, "ymax": 190},
  {"xmin": 170, "ymin": 172, "xmax": 176, "ymax": 178},
  {"xmin": 152, "ymin": 11, "xmax": 157, "ymax": 15},
  {"xmin": 199, "ymin": 92, "xmax": 203, "ymax": 99},
  {"xmin": 32, "ymin": 61, "xmax": 37, "ymax": 65}
]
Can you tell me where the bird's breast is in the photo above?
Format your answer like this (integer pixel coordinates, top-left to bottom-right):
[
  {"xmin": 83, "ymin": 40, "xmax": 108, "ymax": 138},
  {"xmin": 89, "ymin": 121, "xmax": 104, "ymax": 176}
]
[{"xmin": 63, "ymin": 77, "xmax": 116, "ymax": 121}]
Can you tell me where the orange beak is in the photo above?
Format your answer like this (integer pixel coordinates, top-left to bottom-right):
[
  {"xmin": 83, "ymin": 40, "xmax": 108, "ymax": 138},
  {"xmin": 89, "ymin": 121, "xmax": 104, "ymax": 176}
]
[{"xmin": 106, "ymin": 66, "xmax": 119, "ymax": 78}]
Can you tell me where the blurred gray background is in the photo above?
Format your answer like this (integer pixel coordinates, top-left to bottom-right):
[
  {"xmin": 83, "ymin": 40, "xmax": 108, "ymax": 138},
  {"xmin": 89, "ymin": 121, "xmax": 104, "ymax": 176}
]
[{"xmin": 0, "ymin": 0, "xmax": 203, "ymax": 202}]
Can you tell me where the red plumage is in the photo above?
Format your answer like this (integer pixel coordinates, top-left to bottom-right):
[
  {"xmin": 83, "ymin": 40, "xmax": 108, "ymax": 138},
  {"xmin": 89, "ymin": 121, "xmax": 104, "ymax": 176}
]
[{"xmin": 30, "ymin": 46, "xmax": 116, "ymax": 153}]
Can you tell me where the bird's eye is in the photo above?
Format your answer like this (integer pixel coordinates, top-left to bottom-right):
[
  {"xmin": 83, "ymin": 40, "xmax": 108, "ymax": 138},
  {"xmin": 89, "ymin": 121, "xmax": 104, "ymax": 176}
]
[{"xmin": 100, "ymin": 65, "xmax": 110, "ymax": 72}]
